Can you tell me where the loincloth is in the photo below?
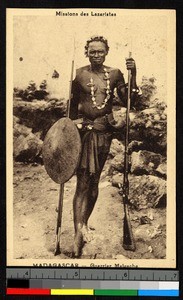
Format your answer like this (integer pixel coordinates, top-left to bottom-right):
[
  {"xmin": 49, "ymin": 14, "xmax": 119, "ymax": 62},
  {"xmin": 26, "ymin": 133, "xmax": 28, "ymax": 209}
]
[{"xmin": 78, "ymin": 116, "xmax": 112, "ymax": 175}]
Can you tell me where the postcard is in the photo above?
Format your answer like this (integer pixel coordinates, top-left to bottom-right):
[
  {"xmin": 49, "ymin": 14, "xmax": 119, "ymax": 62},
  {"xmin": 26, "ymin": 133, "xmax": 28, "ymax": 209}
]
[{"xmin": 7, "ymin": 8, "xmax": 176, "ymax": 268}]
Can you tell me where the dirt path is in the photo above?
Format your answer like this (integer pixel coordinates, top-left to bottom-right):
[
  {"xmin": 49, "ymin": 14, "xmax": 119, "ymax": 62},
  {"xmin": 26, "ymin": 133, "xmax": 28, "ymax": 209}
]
[{"xmin": 13, "ymin": 162, "xmax": 166, "ymax": 260}]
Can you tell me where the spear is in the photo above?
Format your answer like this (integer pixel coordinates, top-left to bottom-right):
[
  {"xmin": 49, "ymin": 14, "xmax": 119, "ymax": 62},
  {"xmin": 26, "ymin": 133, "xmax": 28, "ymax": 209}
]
[{"xmin": 54, "ymin": 39, "xmax": 75, "ymax": 255}]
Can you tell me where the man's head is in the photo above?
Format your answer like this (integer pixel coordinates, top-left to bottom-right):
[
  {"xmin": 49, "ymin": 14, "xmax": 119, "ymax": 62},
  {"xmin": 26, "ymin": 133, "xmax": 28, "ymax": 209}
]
[{"xmin": 85, "ymin": 36, "xmax": 109, "ymax": 67}]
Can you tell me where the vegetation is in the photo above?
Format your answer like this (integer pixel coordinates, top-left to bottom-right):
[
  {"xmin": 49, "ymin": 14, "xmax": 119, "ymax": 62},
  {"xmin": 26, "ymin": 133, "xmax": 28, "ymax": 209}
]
[{"xmin": 14, "ymin": 80, "xmax": 49, "ymax": 101}]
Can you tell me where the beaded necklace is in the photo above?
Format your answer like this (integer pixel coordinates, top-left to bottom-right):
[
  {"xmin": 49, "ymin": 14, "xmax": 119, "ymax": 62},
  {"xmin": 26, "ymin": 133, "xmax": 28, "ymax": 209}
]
[{"xmin": 87, "ymin": 67, "xmax": 111, "ymax": 110}]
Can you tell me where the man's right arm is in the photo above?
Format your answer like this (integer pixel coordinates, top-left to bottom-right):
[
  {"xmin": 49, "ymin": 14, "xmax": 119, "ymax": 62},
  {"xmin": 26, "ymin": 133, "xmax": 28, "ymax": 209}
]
[{"xmin": 69, "ymin": 78, "xmax": 79, "ymax": 120}]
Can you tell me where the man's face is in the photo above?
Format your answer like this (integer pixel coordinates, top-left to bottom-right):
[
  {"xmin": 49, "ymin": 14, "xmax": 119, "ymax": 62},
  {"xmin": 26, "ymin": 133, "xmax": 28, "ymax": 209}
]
[{"xmin": 87, "ymin": 41, "xmax": 107, "ymax": 67}]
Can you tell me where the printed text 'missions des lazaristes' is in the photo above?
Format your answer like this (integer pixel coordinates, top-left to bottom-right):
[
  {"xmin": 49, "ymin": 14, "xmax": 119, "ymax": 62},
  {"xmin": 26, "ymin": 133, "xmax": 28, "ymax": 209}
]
[{"xmin": 56, "ymin": 11, "xmax": 117, "ymax": 17}]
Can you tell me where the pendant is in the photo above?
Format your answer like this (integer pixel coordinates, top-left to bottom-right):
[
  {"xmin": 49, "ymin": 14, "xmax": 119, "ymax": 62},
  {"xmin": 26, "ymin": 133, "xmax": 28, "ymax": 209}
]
[{"xmin": 88, "ymin": 70, "xmax": 111, "ymax": 110}]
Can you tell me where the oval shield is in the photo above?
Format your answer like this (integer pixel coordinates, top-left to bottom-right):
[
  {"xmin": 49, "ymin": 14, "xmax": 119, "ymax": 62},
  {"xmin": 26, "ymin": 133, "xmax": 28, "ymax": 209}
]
[{"xmin": 42, "ymin": 117, "xmax": 81, "ymax": 184}]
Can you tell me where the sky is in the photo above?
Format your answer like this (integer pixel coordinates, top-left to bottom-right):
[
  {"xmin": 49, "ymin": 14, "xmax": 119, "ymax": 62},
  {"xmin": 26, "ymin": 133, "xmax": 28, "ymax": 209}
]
[{"xmin": 12, "ymin": 9, "xmax": 173, "ymax": 100}]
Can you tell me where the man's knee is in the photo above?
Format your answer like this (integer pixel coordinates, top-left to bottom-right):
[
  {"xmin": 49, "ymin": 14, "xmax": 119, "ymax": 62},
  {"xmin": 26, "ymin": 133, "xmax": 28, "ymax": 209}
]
[
  {"xmin": 89, "ymin": 176, "xmax": 100, "ymax": 200},
  {"xmin": 90, "ymin": 188, "xmax": 98, "ymax": 201},
  {"xmin": 76, "ymin": 171, "xmax": 90, "ymax": 190}
]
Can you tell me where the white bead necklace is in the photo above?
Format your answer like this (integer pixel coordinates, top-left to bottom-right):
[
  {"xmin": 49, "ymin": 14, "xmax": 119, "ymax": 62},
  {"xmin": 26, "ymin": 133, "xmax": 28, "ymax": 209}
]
[{"xmin": 87, "ymin": 68, "xmax": 111, "ymax": 110}]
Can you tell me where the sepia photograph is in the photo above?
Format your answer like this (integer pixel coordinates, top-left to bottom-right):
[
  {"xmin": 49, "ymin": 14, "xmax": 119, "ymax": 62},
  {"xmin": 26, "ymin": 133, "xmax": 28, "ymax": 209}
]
[{"xmin": 7, "ymin": 8, "xmax": 176, "ymax": 268}]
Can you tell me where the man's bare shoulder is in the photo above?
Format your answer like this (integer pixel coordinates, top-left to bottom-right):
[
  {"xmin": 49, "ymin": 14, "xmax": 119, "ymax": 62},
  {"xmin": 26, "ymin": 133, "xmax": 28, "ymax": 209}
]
[
  {"xmin": 75, "ymin": 65, "xmax": 124, "ymax": 79},
  {"xmin": 76, "ymin": 65, "xmax": 90, "ymax": 74},
  {"xmin": 104, "ymin": 66, "xmax": 123, "ymax": 75},
  {"xmin": 76, "ymin": 65, "xmax": 122, "ymax": 72}
]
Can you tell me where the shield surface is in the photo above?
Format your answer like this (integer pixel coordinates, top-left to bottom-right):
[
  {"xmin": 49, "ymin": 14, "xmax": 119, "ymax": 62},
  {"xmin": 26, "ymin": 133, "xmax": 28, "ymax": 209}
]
[{"xmin": 42, "ymin": 117, "xmax": 81, "ymax": 184}]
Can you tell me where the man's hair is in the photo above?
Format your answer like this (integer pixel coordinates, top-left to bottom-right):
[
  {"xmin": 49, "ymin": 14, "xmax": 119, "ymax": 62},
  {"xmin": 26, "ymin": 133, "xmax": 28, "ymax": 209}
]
[{"xmin": 84, "ymin": 35, "xmax": 109, "ymax": 57}]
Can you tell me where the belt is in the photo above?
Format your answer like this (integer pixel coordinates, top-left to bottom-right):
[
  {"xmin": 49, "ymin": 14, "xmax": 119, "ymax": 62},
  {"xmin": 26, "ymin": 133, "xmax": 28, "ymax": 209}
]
[{"xmin": 73, "ymin": 115, "xmax": 109, "ymax": 132}]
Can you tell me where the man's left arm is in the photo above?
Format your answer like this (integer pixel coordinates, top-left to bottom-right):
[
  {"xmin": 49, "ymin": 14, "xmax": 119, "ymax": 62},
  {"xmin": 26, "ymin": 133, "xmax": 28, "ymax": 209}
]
[
  {"xmin": 116, "ymin": 58, "xmax": 139, "ymax": 107},
  {"xmin": 126, "ymin": 57, "xmax": 139, "ymax": 100}
]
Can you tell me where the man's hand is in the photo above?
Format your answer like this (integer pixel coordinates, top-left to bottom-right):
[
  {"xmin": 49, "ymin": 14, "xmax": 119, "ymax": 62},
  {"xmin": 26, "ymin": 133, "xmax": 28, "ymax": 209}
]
[{"xmin": 125, "ymin": 58, "xmax": 136, "ymax": 76}]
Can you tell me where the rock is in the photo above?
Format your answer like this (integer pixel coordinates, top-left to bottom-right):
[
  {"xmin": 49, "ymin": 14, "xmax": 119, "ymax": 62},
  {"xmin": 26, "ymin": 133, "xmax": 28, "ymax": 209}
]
[
  {"xmin": 148, "ymin": 246, "xmax": 153, "ymax": 253},
  {"xmin": 148, "ymin": 225, "xmax": 162, "ymax": 238},
  {"xmin": 14, "ymin": 122, "xmax": 32, "ymax": 138},
  {"xmin": 130, "ymin": 106, "xmax": 167, "ymax": 155},
  {"xmin": 131, "ymin": 150, "xmax": 165, "ymax": 176},
  {"xmin": 134, "ymin": 226, "xmax": 151, "ymax": 242},
  {"xmin": 154, "ymin": 194, "xmax": 166, "ymax": 208},
  {"xmin": 111, "ymin": 173, "xmax": 123, "ymax": 188},
  {"xmin": 13, "ymin": 98, "xmax": 66, "ymax": 140},
  {"xmin": 22, "ymin": 237, "xmax": 30, "ymax": 241},
  {"xmin": 139, "ymin": 216, "xmax": 152, "ymax": 225},
  {"xmin": 155, "ymin": 162, "xmax": 167, "ymax": 178},
  {"xmin": 111, "ymin": 108, "xmax": 126, "ymax": 128},
  {"xmin": 147, "ymin": 210, "xmax": 154, "ymax": 221},
  {"xmin": 128, "ymin": 140, "xmax": 144, "ymax": 153},
  {"xmin": 13, "ymin": 123, "xmax": 43, "ymax": 162},
  {"xmin": 130, "ymin": 175, "xmax": 166, "ymax": 209},
  {"xmin": 111, "ymin": 174, "xmax": 166, "ymax": 209},
  {"xmin": 113, "ymin": 254, "xmax": 127, "ymax": 259},
  {"xmin": 21, "ymin": 224, "xmax": 27, "ymax": 228},
  {"xmin": 134, "ymin": 76, "xmax": 157, "ymax": 110},
  {"xmin": 152, "ymin": 236, "xmax": 166, "ymax": 258},
  {"xmin": 13, "ymin": 116, "xmax": 20, "ymax": 126},
  {"xmin": 108, "ymin": 140, "xmax": 125, "ymax": 174},
  {"xmin": 109, "ymin": 139, "xmax": 125, "ymax": 157},
  {"xmin": 110, "ymin": 154, "xmax": 124, "ymax": 173}
]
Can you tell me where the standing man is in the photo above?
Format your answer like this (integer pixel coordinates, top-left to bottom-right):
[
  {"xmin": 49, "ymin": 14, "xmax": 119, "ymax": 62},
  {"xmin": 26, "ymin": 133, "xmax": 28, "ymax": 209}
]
[{"xmin": 69, "ymin": 35, "xmax": 139, "ymax": 257}]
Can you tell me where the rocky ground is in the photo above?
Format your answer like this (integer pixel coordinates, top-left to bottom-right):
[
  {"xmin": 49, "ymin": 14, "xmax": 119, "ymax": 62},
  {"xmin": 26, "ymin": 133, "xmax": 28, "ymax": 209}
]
[{"xmin": 13, "ymin": 160, "xmax": 166, "ymax": 260}]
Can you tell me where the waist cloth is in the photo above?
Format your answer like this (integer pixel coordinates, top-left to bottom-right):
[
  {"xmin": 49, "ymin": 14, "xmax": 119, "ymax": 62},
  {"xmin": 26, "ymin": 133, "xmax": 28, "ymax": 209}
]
[{"xmin": 78, "ymin": 115, "xmax": 112, "ymax": 175}]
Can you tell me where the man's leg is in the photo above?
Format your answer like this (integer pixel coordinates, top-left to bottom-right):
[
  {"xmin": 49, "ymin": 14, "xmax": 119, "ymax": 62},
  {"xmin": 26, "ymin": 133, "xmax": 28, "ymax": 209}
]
[
  {"xmin": 85, "ymin": 152, "xmax": 109, "ymax": 222},
  {"xmin": 73, "ymin": 144, "xmax": 111, "ymax": 256},
  {"xmin": 73, "ymin": 170, "xmax": 91, "ymax": 256},
  {"xmin": 72, "ymin": 167, "xmax": 103, "ymax": 256}
]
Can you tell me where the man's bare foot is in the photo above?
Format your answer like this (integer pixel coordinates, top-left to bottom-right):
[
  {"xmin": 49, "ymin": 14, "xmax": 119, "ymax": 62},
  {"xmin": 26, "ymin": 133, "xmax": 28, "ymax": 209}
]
[{"xmin": 81, "ymin": 225, "xmax": 94, "ymax": 242}]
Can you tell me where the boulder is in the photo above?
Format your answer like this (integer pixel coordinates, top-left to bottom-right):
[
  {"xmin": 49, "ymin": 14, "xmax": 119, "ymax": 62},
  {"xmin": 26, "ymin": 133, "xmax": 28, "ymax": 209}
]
[
  {"xmin": 14, "ymin": 123, "xmax": 43, "ymax": 162},
  {"xmin": 113, "ymin": 102, "xmax": 167, "ymax": 155},
  {"xmin": 131, "ymin": 150, "xmax": 165, "ymax": 177},
  {"xmin": 110, "ymin": 153, "xmax": 125, "ymax": 173},
  {"xmin": 111, "ymin": 173, "xmax": 123, "ymax": 188},
  {"xmin": 108, "ymin": 140, "xmax": 125, "ymax": 174},
  {"xmin": 128, "ymin": 140, "xmax": 144, "ymax": 153},
  {"xmin": 130, "ymin": 105, "xmax": 167, "ymax": 155},
  {"xmin": 13, "ymin": 116, "xmax": 20, "ymax": 126},
  {"xmin": 14, "ymin": 122, "xmax": 32, "ymax": 137},
  {"xmin": 13, "ymin": 98, "xmax": 67, "ymax": 140},
  {"xmin": 155, "ymin": 162, "xmax": 167, "ymax": 178},
  {"xmin": 134, "ymin": 76, "xmax": 157, "ymax": 110},
  {"xmin": 109, "ymin": 139, "xmax": 125, "ymax": 157},
  {"xmin": 112, "ymin": 174, "xmax": 166, "ymax": 209}
]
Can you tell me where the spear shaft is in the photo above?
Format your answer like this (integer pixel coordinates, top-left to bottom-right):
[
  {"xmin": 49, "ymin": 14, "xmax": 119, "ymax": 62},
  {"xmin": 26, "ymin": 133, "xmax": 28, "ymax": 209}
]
[{"xmin": 54, "ymin": 40, "xmax": 75, "ymax": 256}]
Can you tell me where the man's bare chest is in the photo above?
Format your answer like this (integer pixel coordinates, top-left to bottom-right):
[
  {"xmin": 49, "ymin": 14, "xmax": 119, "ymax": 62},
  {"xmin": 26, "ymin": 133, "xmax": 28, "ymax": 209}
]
[{"xmin": 77, "ymin": 69, "xmax": 117, "ymax": 94}]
